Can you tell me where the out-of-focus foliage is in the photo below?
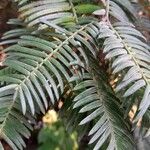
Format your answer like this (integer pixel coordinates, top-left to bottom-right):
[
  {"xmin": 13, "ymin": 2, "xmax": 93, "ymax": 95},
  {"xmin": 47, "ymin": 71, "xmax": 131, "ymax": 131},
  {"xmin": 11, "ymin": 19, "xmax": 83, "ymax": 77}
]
[
  {"xmin": 38, "ymin": 110, "xmax": 78, "ymax": 150},
  {"xmin": 42, "ymin": 110, "xmax": 58, "ymax": 125},
  {"xmin": 139, "ymin": 0, "xmax": 150, "ymax": 16}
]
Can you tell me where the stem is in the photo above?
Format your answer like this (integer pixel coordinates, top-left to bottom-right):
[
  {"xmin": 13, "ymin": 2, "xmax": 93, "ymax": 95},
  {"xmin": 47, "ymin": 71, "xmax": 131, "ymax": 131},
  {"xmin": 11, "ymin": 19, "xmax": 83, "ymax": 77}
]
[
  {"xmin": 110, "ymin": 24, "xmax": 149, "ymax": 85},
  {"xmin": 106, "ymin": 0, "xmax": 110, "ymax": 23},
  {"xmin": 68, "ymin": 0, "xmax": 78, "ymax": 23}
]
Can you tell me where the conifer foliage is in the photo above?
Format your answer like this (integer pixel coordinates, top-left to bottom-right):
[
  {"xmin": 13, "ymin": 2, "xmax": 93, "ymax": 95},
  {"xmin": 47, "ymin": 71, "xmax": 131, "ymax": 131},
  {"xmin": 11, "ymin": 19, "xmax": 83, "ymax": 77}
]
[{"xmin": 0, "ymin": 0, "xmax": 150, "ymax": 149}]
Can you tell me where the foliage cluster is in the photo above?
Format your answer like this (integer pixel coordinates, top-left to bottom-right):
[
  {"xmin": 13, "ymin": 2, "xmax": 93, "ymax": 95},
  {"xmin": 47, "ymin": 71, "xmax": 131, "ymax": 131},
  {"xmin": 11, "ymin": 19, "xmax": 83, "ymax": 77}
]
[{"xmin": 0, "ymin": 0, "xmax": 150, "ymax": 150}]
